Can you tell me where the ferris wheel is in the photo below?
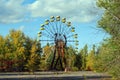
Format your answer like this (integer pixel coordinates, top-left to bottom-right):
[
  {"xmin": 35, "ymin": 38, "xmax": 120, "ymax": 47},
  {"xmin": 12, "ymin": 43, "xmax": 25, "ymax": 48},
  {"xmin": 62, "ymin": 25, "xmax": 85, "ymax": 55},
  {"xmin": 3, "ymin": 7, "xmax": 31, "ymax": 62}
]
[{"xmin": 37, "ymin": 16, "xmax": 79, "ymax": 71}]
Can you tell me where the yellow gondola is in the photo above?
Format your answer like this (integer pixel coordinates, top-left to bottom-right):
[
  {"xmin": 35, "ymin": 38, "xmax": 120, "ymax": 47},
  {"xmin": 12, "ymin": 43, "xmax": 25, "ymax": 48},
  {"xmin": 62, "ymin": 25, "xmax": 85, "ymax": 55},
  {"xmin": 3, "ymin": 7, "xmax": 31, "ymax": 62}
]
[
  {"xmin": 75, "ymin": 43, "xmax": 79, "ymax": 46},
  {"xmin": 45, "ymin": 20, "xmax": 49, "ymax": 25},
  {"xmin": 40, "ymin": 24, "xmax": 45, "ymax": 30},
  {"xmin": 56, "ymin": 16, "xmax": 60, "ymax": 21},
  {"xmin": 41, "ymin": 24, "xmax": 44, "ymax": 27},
  {"xmin": 67, "ymin": 22, "xmax": 71, "ymax": 27},
  {"xmin": 75, "ymin": 40, "xmax": 79, "ymax": 42},
  {"xmin": 74, "ymin": 34, "xmax": 78, "ymax": 38},
  {"xmin": 50, "ymin": 16, "xmax": 54, "ymax": 19},
  {"xmin": 75, "ymin": 34, "xmax": 78, "ymax": 36},
  {"xmin": 74, "ymin": 36, "xmax": 77, "ymax": 38},
  {"xmin": 38, "ymin": 34, "xmax": 41, "ymax": 37},
  {"xmin": 38, "ymin": 32, "xmax": 42, "ymax": 34},
  {"xmin": 71, "ymin": 29, "xmax": 75, "ymax": 32},
  {"xmin": 75, "ymin": 47, "xmax": 78, "ymax": 49},
  {"xmin": 50, "ymin": 16, "xmax": 55, "ymax": 22},
  {"xmin": 62, "ymin": 18, "xmax": 66, "ymax": 23},
  {"xmin": 72, "ymin": 27, "xmax": 75, "ymax": 29},
  {"xmin": 71, "ymin": 27, "xmax": 75, "ymax": 32},
  {"xmin": 40, "ymin": 27, "xmax": 45, "ymax": 30}
]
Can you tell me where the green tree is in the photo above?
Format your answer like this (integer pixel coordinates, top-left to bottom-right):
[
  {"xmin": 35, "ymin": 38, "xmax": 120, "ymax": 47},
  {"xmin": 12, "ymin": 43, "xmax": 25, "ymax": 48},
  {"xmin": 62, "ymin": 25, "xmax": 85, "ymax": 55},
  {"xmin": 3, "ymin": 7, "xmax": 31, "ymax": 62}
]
[
  {"xmin": 0, "ymin": 35, "xmax": 5, "ymax": 54},
  {"xmin": 86, "ymin": 45, "xmax": 96, "ymax": 71},
  {"xmin": 67, "ymin": 46, "xmax": 77, "ymax": 71},
  {"xmin": 81, "ymin": 44, "xmax": 88, "ymax": 70},
  {"xmin": 0, "ymin": 29, "xmax": 42, "ymax": 72},
  {"xmin": 0, "ymin": 35, "xmax": 6, "ymax": 71},
  {"xmin": 74, "ymin": 50, "xmax": 82, "ymax": 70},
  {"xmin": 0, "ymin": 30, "xmax": 27, "ymax": 71},
  {"xmin": 40, "ymin": 43, "xmax": 53, "ymax": 70},
  {"xmin": 96, "ymin": 0, "xmax": 120, "ymax": 78},
  {"xmin": 26, "ymin": 41, "xmax": 41, "ymax": 72},
  {"xmin": 8, "ymin": 30, "xmax": 26, "ymax": 71}
]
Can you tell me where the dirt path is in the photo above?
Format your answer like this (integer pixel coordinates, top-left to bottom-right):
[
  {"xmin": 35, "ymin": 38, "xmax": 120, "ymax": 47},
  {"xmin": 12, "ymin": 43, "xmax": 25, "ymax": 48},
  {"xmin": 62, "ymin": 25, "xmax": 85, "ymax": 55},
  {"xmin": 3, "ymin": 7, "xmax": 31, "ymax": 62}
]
[{"xmin": 0, "ymin": 71, "xmax": 112, "ymax": 80}]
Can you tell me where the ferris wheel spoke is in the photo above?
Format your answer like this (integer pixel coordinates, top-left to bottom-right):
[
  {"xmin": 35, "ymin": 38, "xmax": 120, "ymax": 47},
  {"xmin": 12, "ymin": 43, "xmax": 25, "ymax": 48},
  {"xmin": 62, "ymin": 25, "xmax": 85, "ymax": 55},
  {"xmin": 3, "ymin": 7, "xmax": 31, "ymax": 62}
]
[
  {"xmin": 60, "ymin": 23, "xmax": 67, "ymax": 35},
  {"xmin": 67, "ymin": 40, "xmax": 76, "ymax": 42},
  {"xmin": 66, "ymin": 34, "xmax": 74, "ymax": 39},
  {"xmin": 46, "ymin": 24, "xmax": 54, "ymax": 36},
  {"xmin": 55, "ymin": 21, "xmax": 59, "ymax": 33},
  {"xmin": 51, "ymin": 21, "xmax": 58, "ymax": 34},
  {"xmin": 65, "ymin": 29, "xmax": 71, "ymax": 35},
  {"xmin": 47, "ymin": 21, "xmax": 57, "ymax": 35},
  {"xmin": 59, "ymin": 21, "xmax": 62, "ymax": 34},
  {"xmin": 54, "ymin": 21, "xmax": 58, "ymax": 34},
  {"xmin": 63, "ymin": 27, "xmax": 72, "ymax": 35},
  {"xmin": 57, "ymin": 21, "xmax": 60, "ymax": 33},
  {"xmin": 42, "ymin": 33, "xmax": 54, "ymax": 39},
  {"xmin": 43, "ymin": 33, "xmax": 54, "ymax": 39},
  {"xmin": 49, "ymin": 22, "xmax": 57, "ymax": 34},
  {"xmin": 39, "ymin": 40, "xmax": 54, "ymax": 42},
  {"xmin": 44, "ymin": 26, "xmax": 54, "ymax": 37},
  {"xmin": 66, "ymin": 30, "xmax": 72, "ymax": 36},
  {"xmin": 58, "ymin": 21, "xmax": 63, "ymax": 34}
]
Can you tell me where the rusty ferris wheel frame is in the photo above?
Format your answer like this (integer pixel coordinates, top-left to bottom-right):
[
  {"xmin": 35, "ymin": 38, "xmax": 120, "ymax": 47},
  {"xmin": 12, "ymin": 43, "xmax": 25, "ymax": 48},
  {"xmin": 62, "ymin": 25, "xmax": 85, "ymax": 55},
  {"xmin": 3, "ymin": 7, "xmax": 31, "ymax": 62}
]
[{"xmin": 38, "ymin": 16, "xmax": 79, "ymax": 71}]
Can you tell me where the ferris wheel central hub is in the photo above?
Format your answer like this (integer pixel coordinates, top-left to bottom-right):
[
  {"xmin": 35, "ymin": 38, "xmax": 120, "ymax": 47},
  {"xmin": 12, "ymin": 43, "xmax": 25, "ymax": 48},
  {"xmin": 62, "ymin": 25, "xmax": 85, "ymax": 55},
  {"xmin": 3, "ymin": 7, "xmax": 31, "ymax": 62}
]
[{"xmin": 54, "ymin": 33, "xmax": 66, "ymax": 44}]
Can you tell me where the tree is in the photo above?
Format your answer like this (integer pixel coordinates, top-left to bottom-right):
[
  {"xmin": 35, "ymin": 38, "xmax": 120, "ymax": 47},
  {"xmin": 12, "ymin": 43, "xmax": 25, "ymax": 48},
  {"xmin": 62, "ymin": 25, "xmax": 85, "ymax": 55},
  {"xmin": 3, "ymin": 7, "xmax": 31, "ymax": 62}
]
[
  {"xmin": 0, "ymin": 35, "xmax": 5, "ymax": 54},
  {"xmin": 0, "ymin": 29, "xmax": 42, "ymax": 72},
  {"xmin": 86, "ymin": 45, "xmax": 96, "ymax": 71},
  {"xmin": 74, "ymin": 50, "xmax": 82, "ymax": 70},
  {"xmin": 96, "ymin": 0, "xmax": 120, "ymax": 78},
  {"xmin": 97, "ymin": 0, "xmax": 120, "ymax": 36},
  {"xmin": 0, "ymin": 35, "xmax": 6, "ymax": 71},
  {"xmin": 67, "ymin": 46, "xmax": 77, "ymax": 71},
  {"xmin": 26, "ymin": 41, "xmax": 41, "ymax": 72},
  {"xmin": 40, "ymin": 43, "xmax": 53, "ymax": 70},
  {"xmin": 7, "ymin": 30, "xmax": 26, "ymax": 71},
  {"xmin": 81, "ymin": 44, "xmax": 88, "ymax": 70}
]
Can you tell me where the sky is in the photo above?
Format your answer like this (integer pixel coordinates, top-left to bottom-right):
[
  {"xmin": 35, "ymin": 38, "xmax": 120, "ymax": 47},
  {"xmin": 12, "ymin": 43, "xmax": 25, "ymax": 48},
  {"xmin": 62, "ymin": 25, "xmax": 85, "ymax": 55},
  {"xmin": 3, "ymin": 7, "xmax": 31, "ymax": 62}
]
[{"xmin": 0, "ymin": 0, "xmax": 110, "ymax": 50}]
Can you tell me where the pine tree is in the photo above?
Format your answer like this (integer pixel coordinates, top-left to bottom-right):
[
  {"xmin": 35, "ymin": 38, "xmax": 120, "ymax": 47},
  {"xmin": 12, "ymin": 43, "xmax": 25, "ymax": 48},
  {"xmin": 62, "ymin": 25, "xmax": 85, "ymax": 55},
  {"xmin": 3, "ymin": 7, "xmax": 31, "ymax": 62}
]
[
  {"xmin": 81, "ymin": 44, "xmax": 88, "ymax": 70},
  {"xmin": 40, "ymin": 43, "xmax": 53, "ymax": 70},
  {"xmin": 26, "ymin": 41, "xmax": 40, "ymax": 72},
  {"xmin": 86, "ymin": 45, "xmax": 96, "ymax": 71},
  {"xmin": 95, "ymin": 0, "xmax": 120, "ymax": 78}
]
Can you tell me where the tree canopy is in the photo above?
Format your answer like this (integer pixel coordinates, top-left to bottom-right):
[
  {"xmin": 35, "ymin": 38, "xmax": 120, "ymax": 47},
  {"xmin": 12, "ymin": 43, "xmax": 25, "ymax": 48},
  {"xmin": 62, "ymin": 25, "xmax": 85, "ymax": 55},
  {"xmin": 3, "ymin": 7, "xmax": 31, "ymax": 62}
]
[{"xmin": 94, "ymin": 0, "xmax": 120, "ymax": 78}]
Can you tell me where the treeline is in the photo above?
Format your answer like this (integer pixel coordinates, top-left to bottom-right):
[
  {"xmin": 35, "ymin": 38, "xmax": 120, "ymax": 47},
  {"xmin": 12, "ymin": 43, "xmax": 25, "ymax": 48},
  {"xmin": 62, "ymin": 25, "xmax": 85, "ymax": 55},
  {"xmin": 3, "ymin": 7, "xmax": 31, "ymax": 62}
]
[
  {"xmin": 0, "ymin": 29, "xmax": 98, "ymax": 72},
  {"xmin": 94, "ymin": 0, "xmax": 120, "ymax": 79},
  {"xmin": 0, "ymin": 28, "xmax": 119, "ymax": 79},
  {"xmin": 0, "ymin": 30, "xmax": 41, "ymax": 72}
]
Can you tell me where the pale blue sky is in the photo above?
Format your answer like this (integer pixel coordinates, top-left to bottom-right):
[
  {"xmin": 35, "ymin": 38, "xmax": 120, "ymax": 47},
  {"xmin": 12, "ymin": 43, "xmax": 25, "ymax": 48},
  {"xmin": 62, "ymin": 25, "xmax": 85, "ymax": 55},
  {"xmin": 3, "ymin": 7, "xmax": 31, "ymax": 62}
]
[{"xmin": 0, "ymin": 0, "xmax": 110, "ymax": 50}]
